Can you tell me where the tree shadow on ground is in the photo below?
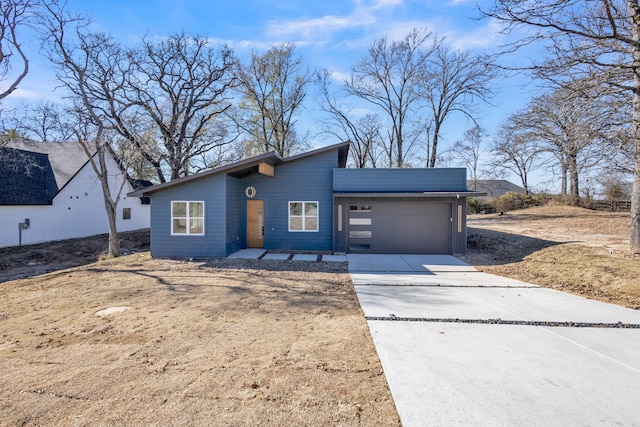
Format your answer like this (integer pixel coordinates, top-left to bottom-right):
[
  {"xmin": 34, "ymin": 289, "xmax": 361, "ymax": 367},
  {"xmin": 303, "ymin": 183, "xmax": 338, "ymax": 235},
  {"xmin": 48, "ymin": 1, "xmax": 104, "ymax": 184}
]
[
  {"xmin": 78, "ymin": 264, "xmax": 357, "ymax": 315},
  {"xmin": 463, "ymin": 227, "xmax": 565, "ymax": 266}
]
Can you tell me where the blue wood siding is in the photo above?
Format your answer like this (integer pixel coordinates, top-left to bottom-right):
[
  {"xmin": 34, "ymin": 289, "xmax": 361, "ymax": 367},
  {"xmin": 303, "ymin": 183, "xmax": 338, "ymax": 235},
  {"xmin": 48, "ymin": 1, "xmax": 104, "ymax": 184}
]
[
  {"xmin": 240, "ymin": 149, "xmax": 337, "ymax": 251},
  {"xmin": 150, "ymin": 176, "xmax": 227, "ymax": 258},
  {"xmin": 333, "ymin": 168, "xmax": 467, "ymax": 192},
  {"xmin": 225, "ymin": 176, "xmax": 243, "ymax": 255}
]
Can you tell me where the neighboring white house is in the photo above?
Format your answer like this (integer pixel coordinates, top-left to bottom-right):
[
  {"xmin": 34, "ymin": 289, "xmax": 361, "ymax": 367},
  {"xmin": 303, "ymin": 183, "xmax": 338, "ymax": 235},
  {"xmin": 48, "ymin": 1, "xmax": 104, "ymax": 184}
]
[{"xmin": 0, "ymin": 141, "xmax": 150, "ymax": 248}]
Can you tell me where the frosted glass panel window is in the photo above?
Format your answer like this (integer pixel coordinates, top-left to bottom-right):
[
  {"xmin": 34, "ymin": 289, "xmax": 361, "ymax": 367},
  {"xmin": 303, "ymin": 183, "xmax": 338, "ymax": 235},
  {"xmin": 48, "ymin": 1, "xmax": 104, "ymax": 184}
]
[
  {"xmin": 289, "ymin": 201, "xmax": 319, "ymax": 232},
  {"xmin": 349, "ymin": 218, "xmax": 371, "ymax": 226},
  {"xmin": 349, "ymin": 230, "xmax": 372, "ymax": 238},
  {"xmin": 172, "ymin": 201, "xmax": 205, "ymax": 235}
]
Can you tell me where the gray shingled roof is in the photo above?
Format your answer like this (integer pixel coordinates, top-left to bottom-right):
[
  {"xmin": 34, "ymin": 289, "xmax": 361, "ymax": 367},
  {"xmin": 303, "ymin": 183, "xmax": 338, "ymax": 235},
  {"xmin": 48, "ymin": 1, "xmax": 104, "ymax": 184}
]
[
  {"xmin": 468, "ymin": 180, "xmax": 526, "ymax": 198},
  {"xmin": 2, "ymin": 141, "xmax": 155, "ymax": 206},
  {"xmin": 0, "ymin": 148, "xmax": 59, "ymax": 205},
  {"xmin": 6, "ymin": 141, "xmax": 91, "ymax": 189}
]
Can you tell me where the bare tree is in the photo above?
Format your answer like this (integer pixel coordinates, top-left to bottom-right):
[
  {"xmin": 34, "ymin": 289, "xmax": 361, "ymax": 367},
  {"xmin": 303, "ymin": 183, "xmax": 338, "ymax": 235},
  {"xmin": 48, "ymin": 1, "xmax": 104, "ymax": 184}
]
[
  {"xmin": 0, "ymin": 100, "xmax": 73, "ymax": 141},
  {"xmin": 0, "ymin": 0, "xmax": 36, "ymax": 101},
  {"xmin": 598, "ymin": 173, "xmax": 633, "ymax": 201},
  {"xmin": 492, "ymin": 114, "xmax": 543, "ymax": 195},
  {"xmin": 480, "ymin": 0, "xmax": 640, "ymax": 253},
  {"xmin": 233, "ymin": 42, "xmax": 311, "ymax": 157},
  {"xmin": 525, "ymin": 84, "xmax": 607, "ymax": 205},
  {"xmin": 345, "ymin": 28, "xmax": 436, "ymax": 167},
  {"xmin": 450, "ymin": 125, "xmax": 485, "ymax": 190},
  {"xmin": 595, "ymin": 87, "xmax": 635, "ymax": 175},
  {"xmin": 316, "ymin": 69, "xmax": 384, "ymax": 167},
  {"xmin": 424, "ymin": 45, "xmax": 497, "ymax": 167},
  {"xmin": 127, "ymin": 33, "xmax": 236, "ymax": 180},
  {"xmin": 39, "ymin": 1, "xmax": 131, "ymax": 257}
]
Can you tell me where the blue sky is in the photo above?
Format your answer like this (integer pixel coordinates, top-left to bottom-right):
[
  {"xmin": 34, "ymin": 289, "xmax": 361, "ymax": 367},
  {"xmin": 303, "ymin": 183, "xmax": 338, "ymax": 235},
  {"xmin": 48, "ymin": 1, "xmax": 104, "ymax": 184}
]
[{"xmin": 8, "ymin": 0, "xmax": 541, "ymax": 185}]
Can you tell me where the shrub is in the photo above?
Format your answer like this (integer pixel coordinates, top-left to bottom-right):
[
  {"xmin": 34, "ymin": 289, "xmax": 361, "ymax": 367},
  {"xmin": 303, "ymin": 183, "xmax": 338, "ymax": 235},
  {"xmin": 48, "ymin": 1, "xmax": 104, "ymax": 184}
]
[
  {"xmin": 495, "ymin": 192, "xmax": 541, "ymax": 213},
  {"xmin": 467, "ymin": 197, "xmax": 495, "ymax": 214}
]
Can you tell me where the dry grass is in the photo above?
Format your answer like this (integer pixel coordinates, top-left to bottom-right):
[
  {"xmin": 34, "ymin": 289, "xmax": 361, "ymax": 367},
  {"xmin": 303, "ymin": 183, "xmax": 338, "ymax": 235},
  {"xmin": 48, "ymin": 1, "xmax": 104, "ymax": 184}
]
[
  {"xmin": 463, "ymin": 205, "xmax": 640, "ymax": 310},
  {"xmin": 483, "ymin": 244, "xmax": 640, "ymax": 309},
  {"xmin": 0, "ymin": 255, "xmax": 400, "ymax": 426}
]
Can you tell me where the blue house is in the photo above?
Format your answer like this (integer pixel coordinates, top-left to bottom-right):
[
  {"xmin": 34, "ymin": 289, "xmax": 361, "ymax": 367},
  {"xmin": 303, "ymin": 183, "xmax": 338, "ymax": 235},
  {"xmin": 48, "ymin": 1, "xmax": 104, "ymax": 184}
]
[{"xmin": 129, "ymin": 142, "xmax": 483, "ymax": 257}]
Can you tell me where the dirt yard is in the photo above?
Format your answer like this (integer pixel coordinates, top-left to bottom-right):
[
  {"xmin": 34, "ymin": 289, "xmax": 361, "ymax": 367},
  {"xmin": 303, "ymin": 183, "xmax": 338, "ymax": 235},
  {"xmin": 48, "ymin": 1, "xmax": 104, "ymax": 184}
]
[
  {"xmin": 462, "ymin": 204, "xmax": 640, "ymax": 309},
  {"xmin": 1, "ymin": 204, "xmax": 639, "ymax": 425},
  {"xmin": 0, "ymin": 230, "xmax": 151, "ymax": 284},
  {"xmin": 0, "ymin": 255, "xmax": 399, "ymax": 426}
]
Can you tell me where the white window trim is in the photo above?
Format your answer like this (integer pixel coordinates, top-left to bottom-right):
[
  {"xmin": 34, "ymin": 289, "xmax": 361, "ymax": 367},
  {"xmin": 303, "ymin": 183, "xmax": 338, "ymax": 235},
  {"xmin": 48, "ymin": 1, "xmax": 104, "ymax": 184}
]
[
  {"xmin": 288, "ymin": 201, "xmax": 319, "ymax": 232},
  {"xmin": 171, "ymin": 201, "xmax": 205, "ymax": 236}
]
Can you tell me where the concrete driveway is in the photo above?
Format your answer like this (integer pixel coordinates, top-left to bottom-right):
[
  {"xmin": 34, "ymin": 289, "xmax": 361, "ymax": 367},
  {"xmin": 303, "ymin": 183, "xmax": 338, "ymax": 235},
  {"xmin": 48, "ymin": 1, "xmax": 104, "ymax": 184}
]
[{"xmin": 347, "ymin": 254, "xmax": 640, "ymax": 427}]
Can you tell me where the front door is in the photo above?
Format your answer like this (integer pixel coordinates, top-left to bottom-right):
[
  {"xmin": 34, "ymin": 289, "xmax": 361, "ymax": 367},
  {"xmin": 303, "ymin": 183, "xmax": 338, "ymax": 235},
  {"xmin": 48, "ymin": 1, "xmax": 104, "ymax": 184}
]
[{"xmin": 246, "ymin": 199, "xmax": 264, "ymax": 248}]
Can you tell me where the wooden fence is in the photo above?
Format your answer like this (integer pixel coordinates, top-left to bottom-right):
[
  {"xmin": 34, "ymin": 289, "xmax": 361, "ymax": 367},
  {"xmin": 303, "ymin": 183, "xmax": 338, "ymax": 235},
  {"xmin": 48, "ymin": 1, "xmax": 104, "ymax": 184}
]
[{"xmin": 583, "ymin": 200, "xmax": 631, "ymax": 212}]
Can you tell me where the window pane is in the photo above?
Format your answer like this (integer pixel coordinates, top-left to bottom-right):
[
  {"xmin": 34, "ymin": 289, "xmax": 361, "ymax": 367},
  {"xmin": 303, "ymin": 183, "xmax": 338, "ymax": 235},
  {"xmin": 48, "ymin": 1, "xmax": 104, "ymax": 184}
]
[
  {"xmin": 190, "ymin": 219, "xmax": 203, "ymax": 234},
  {"xmin": 173, "ymin": 202, "xmax": 187, "ymax": 217},
  {"xmin": 305, "ymin": 217, "xmax": 318, "ymax": 231},
  {"xmin": 305, "ymin": 202, "xmax": 318, "ymax": 216},
  {"xmin": 290, "ymin": 202, "xmax": 302, "ymax": 216},
  {"xmin": 290, "ymin": 217, "xmax": 302, "ymax": 230},
  {"xmin": 173, "ymin": 219, "xmax": 187, "ymax": 234},
  {"xmin": 190, "ymin": 202, "xmax": 203, "ymax": 218},
  {"xmin": 350, "ymin": 243, "xmax": 371, "ymax": 250},
  {"xmin": 349, "ymin": 218, "xmax": 371, "ymax": 225},
  {"xmin": 349, "ymin": 230, "xmax": 372, "ymax": 238}
]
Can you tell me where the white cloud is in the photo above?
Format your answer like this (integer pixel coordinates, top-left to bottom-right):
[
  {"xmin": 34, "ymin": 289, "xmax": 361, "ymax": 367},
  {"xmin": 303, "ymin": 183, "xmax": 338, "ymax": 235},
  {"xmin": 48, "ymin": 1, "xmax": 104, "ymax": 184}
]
[
  {"xmin": 277, "ymin": 15, "xmax": 356, "ymax": 36},
  {"xmin": 370, "ymin": 0, "xmax": 403, "ymax": 10},
  {"xmin": 266, "ymin": 10, "xmax": 375, "ymax": 40},
  {"xmin": 265, "ymin": 0, "xmax": 405, "ymax": 42},
  {"xmin": 327, "ymin": 69, "xmax": 349, "ymax": 82},
  {"xmin": 445, "ymin": 18, "xmax": 504, "ymax": 50},
  {"xmin": 232, "ymin": 1, "xmax": 500, "ymax": 60},
  {"xmin": 446, "ymin": 0, "xmax": 473, "ymax": 5},
  {"xmin": 5, "ymin": 87, "xmax": 53, "ymax": 102}
]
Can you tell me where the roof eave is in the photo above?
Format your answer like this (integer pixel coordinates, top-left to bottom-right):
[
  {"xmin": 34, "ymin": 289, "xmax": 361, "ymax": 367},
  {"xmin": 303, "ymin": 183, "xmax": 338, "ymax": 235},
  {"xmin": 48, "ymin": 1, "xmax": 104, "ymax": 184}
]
[
  {"xmin": 333, "ymin": 191, "xmax": 487, "ymax": 198},
  {"xmin": 128, "ymin": 151, "xmax": 283, "ymax": 198},
  {"xmin": 128, "ymin": 141, "xmax": 351, "ymax": 198}
]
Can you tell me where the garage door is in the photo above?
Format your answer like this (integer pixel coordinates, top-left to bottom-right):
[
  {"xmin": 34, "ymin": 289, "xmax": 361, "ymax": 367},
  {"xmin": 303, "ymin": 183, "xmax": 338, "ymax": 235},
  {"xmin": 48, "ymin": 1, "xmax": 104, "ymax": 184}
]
[{"xmin": 347, "ymin": 201, "xmax": 451, "ymax": 254}]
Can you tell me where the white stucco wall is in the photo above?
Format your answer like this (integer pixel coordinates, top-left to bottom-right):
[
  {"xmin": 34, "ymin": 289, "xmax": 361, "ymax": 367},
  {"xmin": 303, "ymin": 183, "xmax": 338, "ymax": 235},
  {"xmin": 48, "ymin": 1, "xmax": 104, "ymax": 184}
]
[{"xmin": 0, "ymin": 154, "xmax": 150, "ymax": 248}]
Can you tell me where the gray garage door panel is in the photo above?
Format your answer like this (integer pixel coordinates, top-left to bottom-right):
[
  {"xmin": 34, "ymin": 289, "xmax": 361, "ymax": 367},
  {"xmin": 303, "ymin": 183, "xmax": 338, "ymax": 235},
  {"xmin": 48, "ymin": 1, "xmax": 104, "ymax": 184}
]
[{"xmin": 349, "ymin": 201, "xmax": 451, "ymax": 254}]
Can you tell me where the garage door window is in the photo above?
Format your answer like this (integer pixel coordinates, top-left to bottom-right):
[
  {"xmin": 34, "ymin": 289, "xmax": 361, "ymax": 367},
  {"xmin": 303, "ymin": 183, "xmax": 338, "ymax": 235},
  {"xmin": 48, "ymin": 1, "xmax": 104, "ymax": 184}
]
[
  {"xmin": 289, "ymin": 201, "xmax": 318, "ymax": 232},
  {"xmin": 349, "ymin": 205, "xmax": 371, "ymax": 212}
]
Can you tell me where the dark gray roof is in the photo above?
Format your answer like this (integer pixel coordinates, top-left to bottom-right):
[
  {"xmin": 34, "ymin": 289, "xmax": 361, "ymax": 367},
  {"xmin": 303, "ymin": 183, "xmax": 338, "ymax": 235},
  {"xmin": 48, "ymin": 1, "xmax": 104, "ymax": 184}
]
[
  {"xmin": 129, "ymin": 178, "xmax": 153, "ymax": 204},
  {"xmin": 2, "ymin": 141, "xmax": 155, "ymax": 206},
  {"xmin": 0, "ymin": 148, "xmax": 59, "ymax": 205}
]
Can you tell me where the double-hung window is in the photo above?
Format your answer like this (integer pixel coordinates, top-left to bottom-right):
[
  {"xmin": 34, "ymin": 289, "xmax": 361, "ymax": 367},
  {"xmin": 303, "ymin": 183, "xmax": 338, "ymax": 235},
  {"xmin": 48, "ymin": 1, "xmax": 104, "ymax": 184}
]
[
  {"xmin": 172, "ymin": 201, "xmax": 205, "ymax": 235},
  {"xmin": 289, "ymin": 201, "xmax": 318, "ymax": 232}
]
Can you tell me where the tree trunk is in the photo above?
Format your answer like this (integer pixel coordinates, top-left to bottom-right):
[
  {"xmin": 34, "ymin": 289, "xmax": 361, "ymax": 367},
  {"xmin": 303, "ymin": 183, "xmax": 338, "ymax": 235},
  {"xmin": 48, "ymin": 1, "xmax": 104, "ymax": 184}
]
[
  {"xmin": 428, "ymin": 121, "xmax": 441, "ymax": 167},
  {"xmin": 105, "ymin": 201, "xmax": 121, "ymax": 257},
  {"xmin": 395, "ymin": 123, "xmax": 403, "ymax": 168},
  {"xmin": 522, "ymin": 173, "xmax": 530, "ymax": 196},
  {"xmin": 568, "ymin": 154, "xmax": 580, "ymax": 206},
  {"xmin": 97, "ymin": 148, "xmax": 122, "ymax": 257},
  {"xmin": 560, "ymin": 165, "xmax": 568, "ymax": 196},
  {"xmin": 629, "ymin": 0, "xmax": 640, "ymax": 254}
]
